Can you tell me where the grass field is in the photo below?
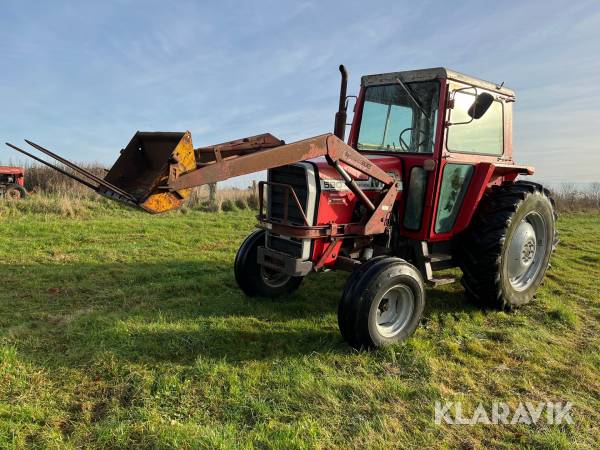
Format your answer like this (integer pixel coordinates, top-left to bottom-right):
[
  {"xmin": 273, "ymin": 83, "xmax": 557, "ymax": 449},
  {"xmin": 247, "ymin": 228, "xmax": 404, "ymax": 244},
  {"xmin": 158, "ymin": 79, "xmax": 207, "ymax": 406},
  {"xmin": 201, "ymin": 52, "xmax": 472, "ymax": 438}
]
[{"xmin": 0, "ymin": 199, "xmax": 598, "ymax": 448}]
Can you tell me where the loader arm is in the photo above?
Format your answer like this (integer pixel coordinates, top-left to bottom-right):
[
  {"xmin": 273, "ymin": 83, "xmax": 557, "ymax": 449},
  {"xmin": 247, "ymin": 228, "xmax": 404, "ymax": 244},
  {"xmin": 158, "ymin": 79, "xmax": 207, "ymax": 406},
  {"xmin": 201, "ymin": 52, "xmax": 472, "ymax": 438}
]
[
  {"xmin": 171, "ymin": 133, "xmax": 394, "ymax": 190},
  {"xmin": 171, "ymin": 133, "xmax": 398, "ymax": 235},
  {"xmin": 5, "ymin": 131, "xmax": 398, "ymax": 235}
]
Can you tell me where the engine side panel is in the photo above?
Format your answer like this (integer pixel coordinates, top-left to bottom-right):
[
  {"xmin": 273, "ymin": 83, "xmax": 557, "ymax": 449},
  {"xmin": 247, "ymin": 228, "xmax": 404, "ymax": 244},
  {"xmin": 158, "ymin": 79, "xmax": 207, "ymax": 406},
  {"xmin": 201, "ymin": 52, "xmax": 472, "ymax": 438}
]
[{"xmin": 309, "ymin": 155, "xmax": 403, "ymax": 266}]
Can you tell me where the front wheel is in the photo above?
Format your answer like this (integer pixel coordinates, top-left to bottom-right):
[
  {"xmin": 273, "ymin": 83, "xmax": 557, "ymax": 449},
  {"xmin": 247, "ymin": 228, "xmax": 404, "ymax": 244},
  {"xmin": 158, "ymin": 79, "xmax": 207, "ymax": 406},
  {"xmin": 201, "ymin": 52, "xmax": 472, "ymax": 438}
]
[
  {"xmin": 234, "ymin": 230, "xmax": 303, "ymax": 298},
  {"xmin": 338, "ymin": 257, "xmax": 426, "ymax": 349}
]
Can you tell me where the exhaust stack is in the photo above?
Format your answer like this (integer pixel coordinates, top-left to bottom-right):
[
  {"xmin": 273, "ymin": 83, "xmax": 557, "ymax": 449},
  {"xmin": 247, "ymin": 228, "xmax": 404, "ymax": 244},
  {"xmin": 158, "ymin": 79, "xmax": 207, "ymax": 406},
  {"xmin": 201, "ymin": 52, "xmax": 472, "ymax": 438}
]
[{"xmin": 333, "ymin": 64, "xmax": 348, "ymax": 141}]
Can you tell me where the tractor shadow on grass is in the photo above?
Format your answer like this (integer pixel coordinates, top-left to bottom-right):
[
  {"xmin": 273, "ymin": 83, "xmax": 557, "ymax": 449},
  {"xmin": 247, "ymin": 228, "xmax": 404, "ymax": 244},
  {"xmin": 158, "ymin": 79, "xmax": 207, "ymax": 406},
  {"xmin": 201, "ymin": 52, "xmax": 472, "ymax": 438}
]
[{"xmin": 0, "ymin": 261, "xmax": 475, "ymax": 368}]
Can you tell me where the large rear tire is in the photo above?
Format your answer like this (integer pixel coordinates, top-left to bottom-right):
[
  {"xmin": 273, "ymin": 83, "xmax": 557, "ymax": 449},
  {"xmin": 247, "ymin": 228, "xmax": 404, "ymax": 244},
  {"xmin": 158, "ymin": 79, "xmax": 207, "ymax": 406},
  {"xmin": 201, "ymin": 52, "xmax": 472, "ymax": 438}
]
[
  {"xmin": 4, "ymin": 184, "xmax": 27, "ymax": 200},
  {"xmin": 234, "ymin": 230, "xmax": 303, "ymax": 298},
  {"xmin": 338, "ymin": 257, "xmax": 425, "ymax": 349},
  {"xmin": 459, "ymin": 181, "xmax": 557, "ymax": 310}
]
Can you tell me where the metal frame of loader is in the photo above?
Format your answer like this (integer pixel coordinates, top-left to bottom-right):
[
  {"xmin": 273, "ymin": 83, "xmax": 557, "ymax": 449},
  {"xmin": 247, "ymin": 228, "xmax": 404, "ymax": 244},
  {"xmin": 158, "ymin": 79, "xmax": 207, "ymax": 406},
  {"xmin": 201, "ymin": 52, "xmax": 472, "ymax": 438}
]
[
  {"xmin": 179, "ymin": 133, "xmax": 399, "ymax": 235},
  {"xmin": 6, "ymin": 132, "xmax": 400, "ymax": 272}
]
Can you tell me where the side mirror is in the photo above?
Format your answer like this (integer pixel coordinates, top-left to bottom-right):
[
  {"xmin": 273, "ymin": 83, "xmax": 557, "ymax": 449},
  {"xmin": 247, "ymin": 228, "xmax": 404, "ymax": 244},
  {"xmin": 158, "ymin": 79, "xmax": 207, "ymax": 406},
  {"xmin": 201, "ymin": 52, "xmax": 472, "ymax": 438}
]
[{"xmin": 468, "ymin": 92, "xmax": 494, "ymax": 119}]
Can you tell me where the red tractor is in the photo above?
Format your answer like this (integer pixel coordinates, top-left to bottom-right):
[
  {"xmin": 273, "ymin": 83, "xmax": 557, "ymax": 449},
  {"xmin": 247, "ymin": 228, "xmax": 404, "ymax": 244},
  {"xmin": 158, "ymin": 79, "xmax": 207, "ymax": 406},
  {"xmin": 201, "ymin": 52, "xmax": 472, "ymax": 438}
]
[
  {"xmin": 6, "ymin": 66, "xmax": 556, "ymax": 349},
  {"xmin": 0, "ymin": 166, "xmax": 27, "ymax": 199}
]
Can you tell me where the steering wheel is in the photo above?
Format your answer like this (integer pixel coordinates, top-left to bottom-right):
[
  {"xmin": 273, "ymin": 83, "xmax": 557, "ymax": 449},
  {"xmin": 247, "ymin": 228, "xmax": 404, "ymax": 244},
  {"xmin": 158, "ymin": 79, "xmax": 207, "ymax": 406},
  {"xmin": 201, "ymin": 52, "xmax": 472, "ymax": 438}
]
[{"xmin": 398, "ymin": 127, "xmax": 428, "ymax": 152}]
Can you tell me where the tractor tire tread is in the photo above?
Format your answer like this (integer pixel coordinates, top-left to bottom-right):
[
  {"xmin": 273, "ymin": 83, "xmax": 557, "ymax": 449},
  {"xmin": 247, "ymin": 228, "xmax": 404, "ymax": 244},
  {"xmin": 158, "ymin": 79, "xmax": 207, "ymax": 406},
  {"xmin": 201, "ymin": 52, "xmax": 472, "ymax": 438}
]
[{"xmin": 459, "ymin": 180, "xmax": 557, "ymax": 311}]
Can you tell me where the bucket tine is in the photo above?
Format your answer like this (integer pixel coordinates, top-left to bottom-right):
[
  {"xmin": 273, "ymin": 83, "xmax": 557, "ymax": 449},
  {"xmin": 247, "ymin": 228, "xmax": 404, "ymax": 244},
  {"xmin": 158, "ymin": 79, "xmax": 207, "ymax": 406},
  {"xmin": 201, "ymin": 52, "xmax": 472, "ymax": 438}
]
[
  {"xmin": 5, "ymin": 142, "xmax": 99, "ymax": 191},
  {"xmin": 24, "ymin": 139, "xmax": 135, "ymax": 201}
]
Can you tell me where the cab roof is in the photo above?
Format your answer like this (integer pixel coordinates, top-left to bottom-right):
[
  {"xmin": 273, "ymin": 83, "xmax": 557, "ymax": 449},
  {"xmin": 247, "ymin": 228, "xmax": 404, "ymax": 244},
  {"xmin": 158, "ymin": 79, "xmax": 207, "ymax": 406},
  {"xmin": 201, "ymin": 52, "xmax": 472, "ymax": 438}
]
[{"xmin": 361, "ymin": 67, "xmax": 515, "ymax": 97}]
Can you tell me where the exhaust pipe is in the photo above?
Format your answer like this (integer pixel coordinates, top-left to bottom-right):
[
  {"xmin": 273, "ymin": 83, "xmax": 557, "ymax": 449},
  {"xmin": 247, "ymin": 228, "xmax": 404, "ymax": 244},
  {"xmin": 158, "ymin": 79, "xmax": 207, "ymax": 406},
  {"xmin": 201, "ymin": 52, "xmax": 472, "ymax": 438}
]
[{"xmin": 333, "ymin": 64, "xmax": 348, "ymax": 141}]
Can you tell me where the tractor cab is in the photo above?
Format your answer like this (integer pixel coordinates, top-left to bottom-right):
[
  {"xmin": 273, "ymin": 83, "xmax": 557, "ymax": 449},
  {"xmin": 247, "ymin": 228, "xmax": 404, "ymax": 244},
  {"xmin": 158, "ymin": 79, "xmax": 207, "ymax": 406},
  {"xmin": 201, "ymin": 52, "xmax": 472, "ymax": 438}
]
[
  {"xmin": 344, "ymin": 68, "xmax": 528, "ymax": 242},
  {"xmin": 350, "ymin": 67, "xmax": 515, "ymax": 157}
]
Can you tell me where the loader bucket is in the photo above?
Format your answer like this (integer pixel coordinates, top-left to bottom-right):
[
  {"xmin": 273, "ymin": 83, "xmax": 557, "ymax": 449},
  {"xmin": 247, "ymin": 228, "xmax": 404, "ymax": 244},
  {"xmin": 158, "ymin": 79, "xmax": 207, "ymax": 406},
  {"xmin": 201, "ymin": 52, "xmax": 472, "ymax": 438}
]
[{"xmin": 103, "ymin": 131, "xmax": 197, "ymax": 213}]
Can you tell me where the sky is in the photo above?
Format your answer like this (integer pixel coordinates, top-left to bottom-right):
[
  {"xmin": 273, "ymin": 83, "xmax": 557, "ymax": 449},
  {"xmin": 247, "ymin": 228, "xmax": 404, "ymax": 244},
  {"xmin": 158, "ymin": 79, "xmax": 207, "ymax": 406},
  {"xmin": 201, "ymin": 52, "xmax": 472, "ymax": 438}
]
[{"xmin": 1, "ymin": 0, "xmax": 599, "ymax": 187}]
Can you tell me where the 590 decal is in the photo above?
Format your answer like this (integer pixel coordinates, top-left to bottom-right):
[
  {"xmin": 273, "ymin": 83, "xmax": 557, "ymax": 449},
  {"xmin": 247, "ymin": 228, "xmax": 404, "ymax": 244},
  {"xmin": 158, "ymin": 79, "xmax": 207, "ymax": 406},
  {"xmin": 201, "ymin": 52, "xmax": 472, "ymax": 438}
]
[{"xmin": 320, "ymin": 172, "xmax": 401, "ymax": 192}]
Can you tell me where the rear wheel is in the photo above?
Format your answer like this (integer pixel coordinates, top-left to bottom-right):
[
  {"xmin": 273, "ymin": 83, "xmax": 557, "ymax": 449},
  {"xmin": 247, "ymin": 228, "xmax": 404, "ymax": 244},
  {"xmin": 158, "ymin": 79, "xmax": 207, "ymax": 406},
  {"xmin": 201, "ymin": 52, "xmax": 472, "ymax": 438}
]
[
  {"xmin": 234, "ymin": 230, "xmax": 303, "ymax": 297},
  {"xmin": 338, "ymin": 257, "xmax": 425, "ymax": 349},
  {"xmin": 4, "ymin": 184, "xmax": 27, "ymax": 200},
  {"xmin": 460, "ymin": 181, "xmax": 557, "ymax": 310}
]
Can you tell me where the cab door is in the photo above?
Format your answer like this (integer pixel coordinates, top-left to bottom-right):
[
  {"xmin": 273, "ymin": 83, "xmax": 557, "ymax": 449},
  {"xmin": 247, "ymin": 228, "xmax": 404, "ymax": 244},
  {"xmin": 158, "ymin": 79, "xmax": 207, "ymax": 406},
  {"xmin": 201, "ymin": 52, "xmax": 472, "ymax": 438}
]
[
  {"xmin": 394, "ymin": 81, "xmax": 448, "ymax": 243},
  {"xmin": 429, "ymin": 81, "xmax": 510, "ymax": 241},
  {"xmin": 348, "ymin": 79, "xmax": 447, "ymax": 242}
]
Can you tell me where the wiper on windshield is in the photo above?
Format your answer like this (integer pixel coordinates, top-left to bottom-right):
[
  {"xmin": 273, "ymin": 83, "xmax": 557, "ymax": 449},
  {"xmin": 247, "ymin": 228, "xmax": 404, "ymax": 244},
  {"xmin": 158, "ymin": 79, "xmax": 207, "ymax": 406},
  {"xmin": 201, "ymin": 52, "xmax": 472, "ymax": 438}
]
[{"xmin": 395, "ymin": 77, "xmax": 429, "ymax": 119}]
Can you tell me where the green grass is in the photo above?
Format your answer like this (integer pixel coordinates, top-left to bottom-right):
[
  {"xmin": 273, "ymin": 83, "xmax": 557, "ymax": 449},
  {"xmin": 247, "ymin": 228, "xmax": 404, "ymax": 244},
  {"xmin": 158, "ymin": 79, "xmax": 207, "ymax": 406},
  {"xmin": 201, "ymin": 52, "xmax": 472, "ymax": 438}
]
[{"xmin": 0, "ymin": 200, "xmax": 598, "ymax": 448}]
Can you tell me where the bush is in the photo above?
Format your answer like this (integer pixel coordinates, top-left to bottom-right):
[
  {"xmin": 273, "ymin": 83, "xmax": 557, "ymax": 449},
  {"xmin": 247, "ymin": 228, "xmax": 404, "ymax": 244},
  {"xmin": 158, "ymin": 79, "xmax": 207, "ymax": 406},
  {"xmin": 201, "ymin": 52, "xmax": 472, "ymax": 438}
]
[
  {"xmin": 234, "ymin": 197, "xmax": 247, "ymax": 210},
  {"xmin": 198, "ymin": 200, "xmax": 220, "ymax": 213},
  {"xmin": 550, "ymin": 183, "xmax": 600, "ymax": 212},
  {"xmin": 221, "ymin": 199, "xmax": 236, "ymax": 212},
  {"xmin": 247, "ymin": 192, "xmax": 260, "ymax": 210},
  {"xmin": 185, "ymin": 187, "xmax": 205, "ymax": 209},
  {"xmin": 0, "ymin": 193, "xmax": 129, "ymax": 219},
  {"xmin": 24, "ymin": 163, "xmax": 107, "ymax": 198}
]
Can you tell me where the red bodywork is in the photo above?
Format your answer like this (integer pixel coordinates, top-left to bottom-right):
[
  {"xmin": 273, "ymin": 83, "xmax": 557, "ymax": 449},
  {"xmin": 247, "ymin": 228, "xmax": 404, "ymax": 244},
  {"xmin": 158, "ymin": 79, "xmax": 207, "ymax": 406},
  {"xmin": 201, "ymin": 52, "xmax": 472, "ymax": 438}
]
[
  {"xmin": 304, "ymin": 73, "xmax": 533, "ymax": 269},
  {"xmin": 0, "ymin": 166, "xmax": 25, "ymax": 186},
  {"xmin": 309, "ymin": 156, "xmax": 403, "ymax": 266}
]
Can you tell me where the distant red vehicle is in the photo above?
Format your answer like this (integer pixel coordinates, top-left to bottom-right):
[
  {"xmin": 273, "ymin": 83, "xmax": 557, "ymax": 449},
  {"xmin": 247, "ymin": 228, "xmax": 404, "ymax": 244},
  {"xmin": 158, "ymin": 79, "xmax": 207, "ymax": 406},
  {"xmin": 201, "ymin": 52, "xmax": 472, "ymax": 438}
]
[{"xmin": 0, "ymin": 166, "xmax": 27, "ymax": 199}]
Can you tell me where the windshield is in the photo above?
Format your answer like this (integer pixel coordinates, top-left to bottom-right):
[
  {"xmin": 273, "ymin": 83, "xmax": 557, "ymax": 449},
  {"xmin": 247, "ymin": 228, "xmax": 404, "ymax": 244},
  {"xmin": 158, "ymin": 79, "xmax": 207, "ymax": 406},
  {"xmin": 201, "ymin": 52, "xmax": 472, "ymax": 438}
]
[{"xmin": 357, "ymin": 81, "xmax": 440, "ymax": 153}]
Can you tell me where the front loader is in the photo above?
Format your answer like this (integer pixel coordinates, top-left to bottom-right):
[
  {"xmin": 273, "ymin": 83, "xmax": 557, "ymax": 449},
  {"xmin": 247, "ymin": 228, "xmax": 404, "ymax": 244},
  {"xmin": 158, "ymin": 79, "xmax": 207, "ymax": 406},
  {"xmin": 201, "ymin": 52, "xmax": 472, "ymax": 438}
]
[{"xmin": 6, "ymin": 66, "xmax": 557, "ymax": 349}]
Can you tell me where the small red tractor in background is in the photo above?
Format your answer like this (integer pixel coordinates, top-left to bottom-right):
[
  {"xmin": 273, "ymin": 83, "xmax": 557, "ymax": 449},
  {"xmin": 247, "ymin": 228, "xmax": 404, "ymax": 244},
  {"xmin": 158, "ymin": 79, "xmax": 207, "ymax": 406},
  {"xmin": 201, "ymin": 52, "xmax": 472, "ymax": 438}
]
[
  {"xmin": 6, "ymin": 65, "xmax": 557, "ymax": 349},
  {"xmin": 0, "ymin": 166, "xmax": 27, "ymax": 199}
]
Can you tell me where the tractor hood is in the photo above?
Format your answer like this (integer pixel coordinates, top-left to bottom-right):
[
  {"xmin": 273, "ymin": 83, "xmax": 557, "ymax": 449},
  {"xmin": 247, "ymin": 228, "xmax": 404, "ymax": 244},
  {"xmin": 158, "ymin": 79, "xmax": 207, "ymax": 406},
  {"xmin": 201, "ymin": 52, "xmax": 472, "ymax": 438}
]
[{"xmin": 309, "ymin": 155, "xmax": 403, "ymax": 192}]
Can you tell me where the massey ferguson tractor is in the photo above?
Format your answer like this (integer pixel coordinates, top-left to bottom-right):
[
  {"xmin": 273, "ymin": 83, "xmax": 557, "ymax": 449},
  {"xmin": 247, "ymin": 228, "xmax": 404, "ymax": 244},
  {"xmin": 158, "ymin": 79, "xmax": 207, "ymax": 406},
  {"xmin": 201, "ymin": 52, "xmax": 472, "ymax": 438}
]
[
  {"xmin": 0, "ymin": 166, "xmax": 27, "ymax": 199},
  {"xmin": 5, "ymin": 66, "xmax": 556, "ymax": 349}
]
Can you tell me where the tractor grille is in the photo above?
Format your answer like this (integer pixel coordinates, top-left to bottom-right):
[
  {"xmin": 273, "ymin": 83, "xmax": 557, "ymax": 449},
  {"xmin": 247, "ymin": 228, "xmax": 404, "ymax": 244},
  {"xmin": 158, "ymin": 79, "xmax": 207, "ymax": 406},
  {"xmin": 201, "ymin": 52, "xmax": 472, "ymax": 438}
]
[
  {"xmin": 266, "ymin": 234, "xmax": 303, "ymax": 258},
  {"xmin": 266, "ymin": 164, "xmax": 314, "ymax": 259},
  {"xmin": 267, "ymin": 164, "xmax": 309, "ymax": 225}
]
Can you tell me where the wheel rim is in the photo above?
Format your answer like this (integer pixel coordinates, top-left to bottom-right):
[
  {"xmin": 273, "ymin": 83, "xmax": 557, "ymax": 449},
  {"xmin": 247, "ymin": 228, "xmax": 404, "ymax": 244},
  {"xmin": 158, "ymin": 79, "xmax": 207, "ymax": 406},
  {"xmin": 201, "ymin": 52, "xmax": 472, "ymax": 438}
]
[
  {"xmin": 7, "ymin": 189, "xmax": 21, "ymax": 200},
  {"xmin": 506, "ymin": 211, "xmax": 547, "ymax": 291},
  {"xmin": 375, "ymin": 284, "xmax": 415, "ymax": 338},
  {"xmin": 260, "ymin": 265, "xmax": 291, "ymax": 289}
]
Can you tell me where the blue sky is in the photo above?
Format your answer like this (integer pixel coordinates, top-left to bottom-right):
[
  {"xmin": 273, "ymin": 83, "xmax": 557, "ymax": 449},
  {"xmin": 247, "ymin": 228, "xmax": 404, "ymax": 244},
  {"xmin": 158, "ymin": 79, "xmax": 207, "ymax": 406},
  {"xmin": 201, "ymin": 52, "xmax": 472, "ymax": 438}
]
[{"xmin": 1, "ymin": 0, "xmax": 598, "ymax": 186}]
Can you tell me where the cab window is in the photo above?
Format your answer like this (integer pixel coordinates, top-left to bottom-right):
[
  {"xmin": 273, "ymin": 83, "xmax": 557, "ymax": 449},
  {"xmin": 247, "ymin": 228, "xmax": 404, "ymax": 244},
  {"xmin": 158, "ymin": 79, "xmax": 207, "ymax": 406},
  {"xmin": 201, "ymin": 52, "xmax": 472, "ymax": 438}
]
[
  {"xmin": 447, "ymin": 90, "xmax": 503, "ymax": 155},
  {"xmin": 358, "ymin": 81, "xmax": 439, "ymax": 153}
]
